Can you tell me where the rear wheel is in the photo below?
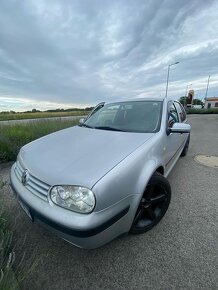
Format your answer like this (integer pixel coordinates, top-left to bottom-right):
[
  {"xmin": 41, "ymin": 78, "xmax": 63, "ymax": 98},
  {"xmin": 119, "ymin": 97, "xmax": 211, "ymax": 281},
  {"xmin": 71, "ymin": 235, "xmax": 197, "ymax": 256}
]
[{"xmin": 130, "ymin": 172, "xmax": 171, "ymax": 234}]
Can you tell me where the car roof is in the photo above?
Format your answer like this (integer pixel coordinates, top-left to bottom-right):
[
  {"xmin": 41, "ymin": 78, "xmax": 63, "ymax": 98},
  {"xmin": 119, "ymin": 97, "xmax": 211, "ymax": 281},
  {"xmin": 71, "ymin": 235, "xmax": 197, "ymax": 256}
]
[{"xmin": 105, "ymin": 96, "xmax": 176, "ymax": 105}]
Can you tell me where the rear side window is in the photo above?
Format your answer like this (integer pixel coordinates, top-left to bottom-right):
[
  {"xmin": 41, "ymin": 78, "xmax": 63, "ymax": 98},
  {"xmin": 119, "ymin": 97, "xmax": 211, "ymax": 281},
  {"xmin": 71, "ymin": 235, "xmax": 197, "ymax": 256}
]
[{"xmin": 174, "ymin": 102, "xmax": 186, "ymax": 122}]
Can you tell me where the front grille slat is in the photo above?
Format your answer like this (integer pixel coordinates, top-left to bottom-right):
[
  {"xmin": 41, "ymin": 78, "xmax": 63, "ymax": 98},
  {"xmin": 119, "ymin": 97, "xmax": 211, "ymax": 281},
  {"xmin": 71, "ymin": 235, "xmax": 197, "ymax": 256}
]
[
  {"xmin": 30, "ymin": 175, "xmax": 50, "ymax": 191},
  {"xmin": 27, "ymin": 181, "xmax": 48, "ymax": 196},
  {"xmin": 16, "ymin": 165, "xmax": 23, "ymax": 176},
  {"xmin": 15, "ymin": 161, "xmax": 50, "ymax": 200},
  {"xmin": 17, "ymin": 161, "xmax": 23, "ymax": 172},
  {"xmin": 15, "ymin": 167, "xmax": 22, "ymax": 180}
]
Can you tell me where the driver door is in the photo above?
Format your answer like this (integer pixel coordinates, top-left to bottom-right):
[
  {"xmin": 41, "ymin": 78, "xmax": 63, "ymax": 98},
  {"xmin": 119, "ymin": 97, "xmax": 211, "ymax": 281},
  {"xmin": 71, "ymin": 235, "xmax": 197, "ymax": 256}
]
[{"xmin": 165, "ymin": 101, "xmax": 183, "ymax": 172}]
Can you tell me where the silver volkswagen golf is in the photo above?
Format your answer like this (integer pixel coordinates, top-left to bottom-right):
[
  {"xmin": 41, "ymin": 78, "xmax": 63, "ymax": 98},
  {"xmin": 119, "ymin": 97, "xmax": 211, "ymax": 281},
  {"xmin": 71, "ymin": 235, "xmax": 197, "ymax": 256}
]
[{"xmin": 10, "ymin": 97, "xmax": 191, "ymax": 249}]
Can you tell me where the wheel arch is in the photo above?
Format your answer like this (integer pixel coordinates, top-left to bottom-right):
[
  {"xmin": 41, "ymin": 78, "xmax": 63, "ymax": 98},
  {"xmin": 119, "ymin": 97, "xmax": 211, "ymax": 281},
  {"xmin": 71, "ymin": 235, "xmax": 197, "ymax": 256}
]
[
  {"xmin": 130, "ymin": 170, "xmax": 171, "ymax": 234},
  {"xmin": 135, "ymin": 161, "xmax": 166, "ymax": 199},
  {"xmin": 155, "ymin": 165, "xmax": 164, "ymax": 176}
]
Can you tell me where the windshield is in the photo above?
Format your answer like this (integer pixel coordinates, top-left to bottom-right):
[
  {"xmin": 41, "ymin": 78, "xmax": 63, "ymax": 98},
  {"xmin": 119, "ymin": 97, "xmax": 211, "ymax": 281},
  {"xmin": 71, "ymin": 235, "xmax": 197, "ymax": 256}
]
[{"xmin": 83, "ymin": 101, "xmax": 162, "ymax": 133}]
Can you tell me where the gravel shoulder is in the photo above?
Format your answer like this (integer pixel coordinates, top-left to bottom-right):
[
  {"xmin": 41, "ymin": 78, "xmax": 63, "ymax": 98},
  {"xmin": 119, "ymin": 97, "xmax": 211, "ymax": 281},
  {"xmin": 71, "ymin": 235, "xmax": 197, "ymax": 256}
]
[{"xmin": 0, "ymin": 114, "xmax": 218, "ymax": 290}]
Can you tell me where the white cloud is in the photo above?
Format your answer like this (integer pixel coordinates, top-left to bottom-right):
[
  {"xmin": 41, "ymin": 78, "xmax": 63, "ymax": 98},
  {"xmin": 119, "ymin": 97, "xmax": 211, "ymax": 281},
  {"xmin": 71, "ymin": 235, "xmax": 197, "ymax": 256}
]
[{"xmin": 0, "ymin": 96, "xmax": 88, "ymax": 112}]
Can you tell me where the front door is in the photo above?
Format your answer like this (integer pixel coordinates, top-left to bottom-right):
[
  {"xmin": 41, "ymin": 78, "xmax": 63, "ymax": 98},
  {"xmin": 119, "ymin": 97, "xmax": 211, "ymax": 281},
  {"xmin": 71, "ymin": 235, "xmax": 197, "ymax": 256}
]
[{"xmin": 165, "ymin": 102, "xmax": 183, "ymax": 172}]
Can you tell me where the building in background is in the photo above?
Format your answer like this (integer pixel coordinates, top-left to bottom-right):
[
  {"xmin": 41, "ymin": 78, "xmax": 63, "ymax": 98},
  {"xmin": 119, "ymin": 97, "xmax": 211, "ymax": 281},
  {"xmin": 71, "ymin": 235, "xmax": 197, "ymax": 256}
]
[
  {"xmin": 186, "ymin": 90, "xmax": 195, "ymax": 108},
  {"xmin": 204, "ymin": 97, "xmax": 218, "ymax": 109}
]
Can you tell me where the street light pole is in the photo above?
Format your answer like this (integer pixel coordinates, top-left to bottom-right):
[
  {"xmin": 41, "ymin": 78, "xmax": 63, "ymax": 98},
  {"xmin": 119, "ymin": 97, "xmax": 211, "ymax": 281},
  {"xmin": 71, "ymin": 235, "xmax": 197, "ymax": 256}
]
[
  {"xmin": 165, "ymin": 61, "xmax": 179, "ymax": 99},
  {"xmin": 205, "ymin": 75, "xmax": 210, "ymax": 100}
]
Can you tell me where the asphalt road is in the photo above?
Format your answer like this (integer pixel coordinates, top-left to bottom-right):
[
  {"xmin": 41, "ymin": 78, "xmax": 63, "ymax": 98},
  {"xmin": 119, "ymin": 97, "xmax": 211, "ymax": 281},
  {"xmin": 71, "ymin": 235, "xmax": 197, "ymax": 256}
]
[{"xmin": 0, "ymin": 114, "xmax": 218, "ymax": 290}]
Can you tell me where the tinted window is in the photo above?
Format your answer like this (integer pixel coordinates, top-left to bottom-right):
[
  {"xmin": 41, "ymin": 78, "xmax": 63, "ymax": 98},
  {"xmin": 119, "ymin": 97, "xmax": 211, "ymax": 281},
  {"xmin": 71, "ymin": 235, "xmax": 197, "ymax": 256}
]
[
  {"xmin": 84, "ymin": 101, "xmax": 163, "ymax": 133},
  {"xmin": 168, "ymin": 103, "xmax": 179, "ymax": 127},
  {"xmin": 174, "ymin": 102, "xmax": 186, "ymax": 122}
]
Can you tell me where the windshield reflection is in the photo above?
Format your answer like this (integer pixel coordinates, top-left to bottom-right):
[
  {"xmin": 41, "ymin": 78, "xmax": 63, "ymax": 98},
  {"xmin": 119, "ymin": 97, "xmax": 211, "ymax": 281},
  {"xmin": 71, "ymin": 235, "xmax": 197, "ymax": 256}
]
[{"xmin": 83, "ymin": 101, "xmax": 162, "ymax": 133}]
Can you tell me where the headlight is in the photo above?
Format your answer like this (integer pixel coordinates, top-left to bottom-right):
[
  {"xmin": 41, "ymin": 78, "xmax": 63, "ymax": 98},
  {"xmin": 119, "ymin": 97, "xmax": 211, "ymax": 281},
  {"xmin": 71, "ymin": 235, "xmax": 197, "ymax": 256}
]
[{"xmin": 50, "ymin": 185, "xmax": 95, "ymax": 213}]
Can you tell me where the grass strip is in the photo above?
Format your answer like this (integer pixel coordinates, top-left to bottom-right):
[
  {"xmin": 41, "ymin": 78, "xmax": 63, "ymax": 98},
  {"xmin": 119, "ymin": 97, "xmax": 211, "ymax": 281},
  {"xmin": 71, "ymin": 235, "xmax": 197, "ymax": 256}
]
[
  {"xmin": 187, "ymin": 108, "xmax": 218, "ymax": 114},
  {"xmin": 0, "ymin": 206, "xmax": 18, "ymax": 290},
  {"xmin": 0, "ymin": 118, "xmax": 79, "ymax": 163},
  {"xmin": 0, "ymin": 111, "xmax": 88, "ymax": 121}
]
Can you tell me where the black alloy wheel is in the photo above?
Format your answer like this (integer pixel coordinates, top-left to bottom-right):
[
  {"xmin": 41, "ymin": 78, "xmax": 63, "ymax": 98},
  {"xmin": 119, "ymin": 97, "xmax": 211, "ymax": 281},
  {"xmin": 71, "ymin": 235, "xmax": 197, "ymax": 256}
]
[{"xmin": 130, "ymin": 172, "xmax": 171, "ymax": 234}]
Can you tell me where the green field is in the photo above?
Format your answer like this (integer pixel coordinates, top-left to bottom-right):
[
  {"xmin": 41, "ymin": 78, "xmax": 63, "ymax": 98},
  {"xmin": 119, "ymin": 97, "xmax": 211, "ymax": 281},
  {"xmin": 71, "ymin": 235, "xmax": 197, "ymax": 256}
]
[
  {"xmin": 0, "ymin": 110, "xmax": 89, "ymax": 121},
  {"xmin": 0, "ymin": 118, "xmax": 79, "ymax": 163}
]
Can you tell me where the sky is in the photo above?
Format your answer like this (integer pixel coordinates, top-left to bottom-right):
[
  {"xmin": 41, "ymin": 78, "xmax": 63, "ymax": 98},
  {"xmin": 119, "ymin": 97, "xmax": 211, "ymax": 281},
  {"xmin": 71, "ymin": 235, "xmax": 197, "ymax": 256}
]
[{"xmin": 0, "ymin": 0, "xmax": 218, "ymax": 112}]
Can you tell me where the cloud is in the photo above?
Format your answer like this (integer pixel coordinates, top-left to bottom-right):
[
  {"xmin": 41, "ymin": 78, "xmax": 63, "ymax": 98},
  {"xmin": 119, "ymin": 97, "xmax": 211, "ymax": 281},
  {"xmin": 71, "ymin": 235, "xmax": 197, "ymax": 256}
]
[
  {"xmin": 0, "ymin": 96, "xmax": 88, "ymax": 112},
  {"xmin": 0, "ymin": 0, "xmax": 217, "ymax": 111}
]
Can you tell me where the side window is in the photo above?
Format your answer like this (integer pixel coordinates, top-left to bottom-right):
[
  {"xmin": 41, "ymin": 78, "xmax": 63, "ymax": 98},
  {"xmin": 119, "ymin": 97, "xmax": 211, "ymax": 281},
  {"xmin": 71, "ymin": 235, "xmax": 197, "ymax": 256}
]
[
  {"xmin": 168, "ymin": 103, "xmax": 179, "ymax": 127},
  {"xmin": 179, "ymin": 103, "xmax": 186, "ymax": 121},
  {"xmin": 174, "ymin": 102, "xmax": 186, "ymax": 122}
]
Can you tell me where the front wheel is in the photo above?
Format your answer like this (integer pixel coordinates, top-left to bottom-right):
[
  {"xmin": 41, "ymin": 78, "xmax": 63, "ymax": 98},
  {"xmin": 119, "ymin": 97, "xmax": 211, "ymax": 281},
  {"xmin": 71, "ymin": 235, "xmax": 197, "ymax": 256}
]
[{"xmin": 130, "ymin": 172, "xmax": 171, "ymax": 234}]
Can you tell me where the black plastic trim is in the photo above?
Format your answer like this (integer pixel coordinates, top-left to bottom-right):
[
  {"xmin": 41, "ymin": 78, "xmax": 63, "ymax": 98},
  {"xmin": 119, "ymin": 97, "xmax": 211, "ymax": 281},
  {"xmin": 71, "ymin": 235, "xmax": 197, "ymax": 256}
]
[{"xmin": 31, "ymin": 205, "xmax": 130, "ymax": 238}]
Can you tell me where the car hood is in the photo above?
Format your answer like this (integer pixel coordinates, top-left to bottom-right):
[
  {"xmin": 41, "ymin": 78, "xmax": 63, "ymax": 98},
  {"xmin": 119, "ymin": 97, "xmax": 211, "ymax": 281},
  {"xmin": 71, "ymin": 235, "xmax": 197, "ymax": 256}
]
[{"xmin": 19, "ymin": 126, "xmax": 154, "ymax": 189}]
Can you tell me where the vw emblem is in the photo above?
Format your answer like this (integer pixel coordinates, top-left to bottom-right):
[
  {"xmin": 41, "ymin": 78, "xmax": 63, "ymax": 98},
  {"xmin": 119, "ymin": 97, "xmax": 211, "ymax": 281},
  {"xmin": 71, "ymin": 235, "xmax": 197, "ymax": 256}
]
[{"xmin": 22, "ymin": 170, "xmax": 29, "ymax": 185}]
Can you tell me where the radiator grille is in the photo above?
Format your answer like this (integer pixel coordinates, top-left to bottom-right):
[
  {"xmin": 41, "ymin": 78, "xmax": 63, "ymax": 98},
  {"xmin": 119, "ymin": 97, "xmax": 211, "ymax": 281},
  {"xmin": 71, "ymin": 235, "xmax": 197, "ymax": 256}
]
[{"xmin": 14, "ymin": 160, "xmax": 50, "ymax": 200}]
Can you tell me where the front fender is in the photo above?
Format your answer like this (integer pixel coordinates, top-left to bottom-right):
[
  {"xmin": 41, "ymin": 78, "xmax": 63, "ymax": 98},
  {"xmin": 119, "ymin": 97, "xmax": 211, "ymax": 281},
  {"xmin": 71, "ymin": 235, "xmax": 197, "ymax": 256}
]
[
  {"xmin": 92, "ymin": 136, "xmax": 164, "ymax": 212},
  {"xmin": 135, "ymin": 159, "xmax": 162, "ymax": 195}
]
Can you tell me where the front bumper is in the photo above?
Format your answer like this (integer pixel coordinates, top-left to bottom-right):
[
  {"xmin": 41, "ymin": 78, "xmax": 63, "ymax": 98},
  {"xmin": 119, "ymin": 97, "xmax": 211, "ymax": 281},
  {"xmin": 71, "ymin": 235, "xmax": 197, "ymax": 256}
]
[{"xmin": 10, "ymin": 164, "xmax": 139, "ymax": 249}]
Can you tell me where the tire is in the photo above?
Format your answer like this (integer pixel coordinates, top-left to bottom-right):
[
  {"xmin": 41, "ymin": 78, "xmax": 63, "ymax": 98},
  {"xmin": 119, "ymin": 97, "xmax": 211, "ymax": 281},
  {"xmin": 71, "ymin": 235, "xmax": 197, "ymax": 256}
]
[
  {"xmin": 181, "ymin": 134, "xmax": 190, "ymax": 157},
  {"xmin": 130, "ymin": 172, "xmax": 171, "ymax": 234}
]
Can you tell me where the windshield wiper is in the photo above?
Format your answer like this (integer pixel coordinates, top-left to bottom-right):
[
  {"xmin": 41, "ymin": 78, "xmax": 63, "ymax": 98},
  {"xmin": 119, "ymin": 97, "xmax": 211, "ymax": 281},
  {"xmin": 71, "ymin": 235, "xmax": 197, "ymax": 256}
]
[
  {"xmin": 94, "ymin": 126, "xmax": 125, "ymax": 132},
  {"xmin": 79, "ymin": 123, "xmax": 94, "ymax": 129}
]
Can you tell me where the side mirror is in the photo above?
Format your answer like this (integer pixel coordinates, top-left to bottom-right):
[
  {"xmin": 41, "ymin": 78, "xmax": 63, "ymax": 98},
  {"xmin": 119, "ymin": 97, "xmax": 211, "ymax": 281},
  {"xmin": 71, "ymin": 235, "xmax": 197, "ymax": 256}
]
[
  {"xmin": 170, "ymin": 123, "xmax": 191, "ymax": 134},
  {"xmin": 79, "ymin": 118, "xmax": 85, "ymax": 124}
]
